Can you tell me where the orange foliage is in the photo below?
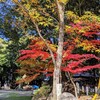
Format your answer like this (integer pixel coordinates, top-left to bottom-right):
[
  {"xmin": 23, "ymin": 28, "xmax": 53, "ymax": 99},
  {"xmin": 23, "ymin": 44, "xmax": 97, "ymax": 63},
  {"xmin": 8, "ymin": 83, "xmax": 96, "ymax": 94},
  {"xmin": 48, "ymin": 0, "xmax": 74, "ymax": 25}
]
[{"xmin": 16, "ymin": 73, "xmax": 40, "ymax": 84}]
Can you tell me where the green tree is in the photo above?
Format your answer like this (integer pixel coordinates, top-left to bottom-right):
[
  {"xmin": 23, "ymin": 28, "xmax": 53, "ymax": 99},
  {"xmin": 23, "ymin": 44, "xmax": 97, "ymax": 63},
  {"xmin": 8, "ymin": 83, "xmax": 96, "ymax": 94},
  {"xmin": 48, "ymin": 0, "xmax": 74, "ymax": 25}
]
[
  {"xmin": 0, "ymin": 38, "xmax": 8, "ymax": 67},
  {"xmin": 0, "ymin": 0, "xmax": 32, "ymax": 84},
  {"xmin": 0, "ymin": 36, "xmax": 30, "ymax": 85}
]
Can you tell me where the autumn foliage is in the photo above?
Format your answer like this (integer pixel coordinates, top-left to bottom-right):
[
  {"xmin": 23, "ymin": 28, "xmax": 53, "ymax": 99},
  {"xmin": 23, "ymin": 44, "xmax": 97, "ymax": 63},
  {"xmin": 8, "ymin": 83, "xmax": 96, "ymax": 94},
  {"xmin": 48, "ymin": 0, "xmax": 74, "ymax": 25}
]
[{"xmin": 16, "ymin": 15, "xmax": 100, "ymax": 83}]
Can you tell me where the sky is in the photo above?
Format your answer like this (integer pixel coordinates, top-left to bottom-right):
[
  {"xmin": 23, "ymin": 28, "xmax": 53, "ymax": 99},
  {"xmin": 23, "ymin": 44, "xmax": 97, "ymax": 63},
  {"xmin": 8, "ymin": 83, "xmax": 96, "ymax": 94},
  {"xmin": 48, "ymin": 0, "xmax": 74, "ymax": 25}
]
[{"xmin": 0, "ymin": 0, "xmax": 14, "ymax": 40}]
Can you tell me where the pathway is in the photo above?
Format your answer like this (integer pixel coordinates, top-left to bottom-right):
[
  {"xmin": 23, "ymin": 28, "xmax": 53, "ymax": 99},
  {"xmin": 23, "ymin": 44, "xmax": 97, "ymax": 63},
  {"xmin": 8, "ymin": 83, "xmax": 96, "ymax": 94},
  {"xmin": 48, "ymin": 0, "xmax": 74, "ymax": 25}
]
[{"xmin": 0, "ymin": 90, "xmax": 33, "ymax": 99}]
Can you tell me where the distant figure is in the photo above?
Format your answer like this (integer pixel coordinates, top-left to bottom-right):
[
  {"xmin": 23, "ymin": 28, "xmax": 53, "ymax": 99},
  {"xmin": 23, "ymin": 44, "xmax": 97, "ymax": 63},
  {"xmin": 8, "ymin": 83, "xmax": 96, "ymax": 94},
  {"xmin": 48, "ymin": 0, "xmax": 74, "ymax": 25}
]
[
  {"xmin": 97, "ymin": 88, "xmax": 100, "ymax": 95},
  {"xmin": 32, "ymin": 85, "xmax": 39, "ymax": 89},
  {"xmin": 4, "ymin": 83, "xmax": 10, "ymax": 90},
  {"xmin": 23, "ymin": 85, "xmax": 33, "ymax": 90},
  {"xmin": 76, "ymin": 82, "xmax": 80, "ymax": 95},
  {"xmin": 82, "ymin": 86, "xmax": 85, "ymax": 93},
  {"xmin": 95, "ymin": 86, "xmax": 98, "ymax": 93},
  {"xmin": 86, "ymin": 85, "xmax": 89, "ymax": 95}
]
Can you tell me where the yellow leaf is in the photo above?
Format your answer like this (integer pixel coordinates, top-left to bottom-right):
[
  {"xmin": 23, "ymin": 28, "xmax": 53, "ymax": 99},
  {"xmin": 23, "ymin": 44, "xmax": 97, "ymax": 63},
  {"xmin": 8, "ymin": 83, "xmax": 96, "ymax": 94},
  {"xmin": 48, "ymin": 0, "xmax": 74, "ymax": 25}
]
[
  {"xmin": 58, "ymin": 0, "xmax": 69, "ymax": 4},
  {"xmin": 49, "ymin": 44, "xmax": 57, "ymax": 52}
]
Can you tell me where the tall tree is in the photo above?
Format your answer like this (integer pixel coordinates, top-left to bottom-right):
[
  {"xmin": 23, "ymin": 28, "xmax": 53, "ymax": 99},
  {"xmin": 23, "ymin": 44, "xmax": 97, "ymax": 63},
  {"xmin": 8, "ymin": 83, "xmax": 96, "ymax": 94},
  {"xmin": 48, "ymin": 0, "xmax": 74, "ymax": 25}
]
[{"xmin": 11, "ymin": 0, "xmax": 68, "ymax": 99}]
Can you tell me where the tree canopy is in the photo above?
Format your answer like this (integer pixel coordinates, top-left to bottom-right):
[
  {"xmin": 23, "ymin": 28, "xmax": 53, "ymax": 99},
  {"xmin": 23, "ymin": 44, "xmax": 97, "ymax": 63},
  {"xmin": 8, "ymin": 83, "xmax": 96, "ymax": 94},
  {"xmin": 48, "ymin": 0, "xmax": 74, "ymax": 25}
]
[{"xmin": 0, "ymin": 0, "xmax": 100, "ymax": 99}]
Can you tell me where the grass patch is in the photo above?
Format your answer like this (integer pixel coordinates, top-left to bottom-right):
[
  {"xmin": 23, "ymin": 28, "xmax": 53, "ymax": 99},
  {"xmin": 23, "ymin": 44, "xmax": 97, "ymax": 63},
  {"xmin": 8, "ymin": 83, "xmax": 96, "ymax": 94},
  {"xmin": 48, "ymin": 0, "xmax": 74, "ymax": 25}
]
[
  {"xmin": 2, "ymin": 96, "xmax": 32, "ymax": 100},
  {"xmin": 8, "ymin": 93, "xmax": 19, "ymax": 97}
]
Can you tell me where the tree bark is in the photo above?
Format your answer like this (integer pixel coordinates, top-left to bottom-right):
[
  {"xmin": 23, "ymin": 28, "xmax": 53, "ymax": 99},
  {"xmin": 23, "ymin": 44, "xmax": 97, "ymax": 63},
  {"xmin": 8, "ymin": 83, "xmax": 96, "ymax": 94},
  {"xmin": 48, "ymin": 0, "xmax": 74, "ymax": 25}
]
[{"xmin": 52, "ymin": 1, "xmax": 65, "ymax": 100}]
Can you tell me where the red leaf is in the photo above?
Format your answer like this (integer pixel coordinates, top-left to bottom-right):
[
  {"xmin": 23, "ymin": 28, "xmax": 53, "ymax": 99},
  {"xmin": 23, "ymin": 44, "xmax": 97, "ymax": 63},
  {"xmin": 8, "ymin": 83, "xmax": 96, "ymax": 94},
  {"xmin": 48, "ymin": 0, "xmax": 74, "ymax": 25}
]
[{"xmin": 62, "ymin": 64, "xmax": 100, "ymax": 74}]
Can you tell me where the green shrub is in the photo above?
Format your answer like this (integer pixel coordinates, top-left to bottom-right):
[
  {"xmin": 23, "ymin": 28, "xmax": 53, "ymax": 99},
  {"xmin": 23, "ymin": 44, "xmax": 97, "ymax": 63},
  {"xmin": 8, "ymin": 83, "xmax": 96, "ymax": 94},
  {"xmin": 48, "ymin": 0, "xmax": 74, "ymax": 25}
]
[{"xmin": 33, "ymin": 84, "xmax": 51, "ymax": 100}]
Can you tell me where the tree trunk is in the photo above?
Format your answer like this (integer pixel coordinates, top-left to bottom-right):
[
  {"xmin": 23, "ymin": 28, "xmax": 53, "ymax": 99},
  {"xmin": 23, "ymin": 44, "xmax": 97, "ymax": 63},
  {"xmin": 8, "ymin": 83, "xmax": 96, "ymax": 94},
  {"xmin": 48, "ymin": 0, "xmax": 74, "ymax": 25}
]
[
  {"xmin": 52, "ymin": 1, "xmax": 65, "ymax": 100},
  {"xmin": 68, "ymin": 72, "xmax": 78, "ymax": 99}
]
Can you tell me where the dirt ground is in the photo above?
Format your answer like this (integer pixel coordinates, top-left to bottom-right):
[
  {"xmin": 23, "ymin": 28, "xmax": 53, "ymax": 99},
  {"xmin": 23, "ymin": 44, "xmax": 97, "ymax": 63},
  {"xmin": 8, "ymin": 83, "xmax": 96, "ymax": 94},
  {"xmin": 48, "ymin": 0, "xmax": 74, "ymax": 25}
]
[{"xmin": 79, "ymin": 96, "xmax": 100, "ymax": 100}]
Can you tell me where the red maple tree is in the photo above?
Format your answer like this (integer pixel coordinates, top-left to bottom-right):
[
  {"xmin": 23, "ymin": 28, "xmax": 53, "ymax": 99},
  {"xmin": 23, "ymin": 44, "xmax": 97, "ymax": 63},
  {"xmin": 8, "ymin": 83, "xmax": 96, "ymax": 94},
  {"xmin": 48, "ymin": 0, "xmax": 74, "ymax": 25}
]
[{"xmin": 16, "ymin": 21, "xmax": 100, "ymax": 83}]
